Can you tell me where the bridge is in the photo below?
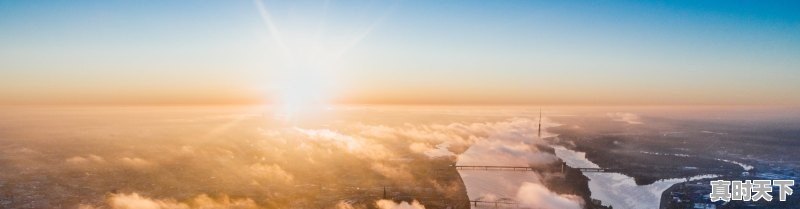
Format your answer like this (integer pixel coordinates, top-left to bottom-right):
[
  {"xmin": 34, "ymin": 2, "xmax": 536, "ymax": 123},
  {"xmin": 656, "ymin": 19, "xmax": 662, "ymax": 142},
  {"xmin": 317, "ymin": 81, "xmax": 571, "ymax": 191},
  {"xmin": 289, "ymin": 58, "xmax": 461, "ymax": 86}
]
[
  {"xmin": 469, "ymin": 200, "xmax": 547, "ymax": 209},
  {"xmin": 452, "ymin": 165, "xmax": 620, "ymax": 173},
  {"xmin": 469, "ymin": 200, "xmax": 520, "ymax": 208}
]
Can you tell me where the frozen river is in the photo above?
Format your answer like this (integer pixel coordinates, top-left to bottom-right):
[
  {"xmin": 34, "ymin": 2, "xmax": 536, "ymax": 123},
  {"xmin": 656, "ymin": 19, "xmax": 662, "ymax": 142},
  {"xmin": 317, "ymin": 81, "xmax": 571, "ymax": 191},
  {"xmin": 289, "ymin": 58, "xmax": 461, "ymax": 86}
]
[
  {"xmin": 552, "ymin": 146, "xmax": 717, "ymax": 209},
  {"xmin": 453, "ymin": 117, "xmax": 716, "ymax": 209}
]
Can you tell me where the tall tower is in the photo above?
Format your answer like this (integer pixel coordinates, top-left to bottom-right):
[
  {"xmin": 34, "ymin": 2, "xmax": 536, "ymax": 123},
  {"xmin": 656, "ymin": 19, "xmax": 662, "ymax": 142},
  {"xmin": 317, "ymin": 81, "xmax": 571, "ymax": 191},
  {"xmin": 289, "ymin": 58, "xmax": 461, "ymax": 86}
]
[{"xmin": 538, "ymin": 108, "xmax": 542, "ymax": 138}]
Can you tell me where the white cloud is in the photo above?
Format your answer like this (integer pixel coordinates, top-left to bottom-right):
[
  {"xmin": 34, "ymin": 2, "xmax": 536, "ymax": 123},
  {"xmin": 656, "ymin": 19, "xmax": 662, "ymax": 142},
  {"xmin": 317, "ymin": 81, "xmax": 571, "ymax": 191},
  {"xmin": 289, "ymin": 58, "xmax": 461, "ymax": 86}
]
[
  {"xmin": 448, "ymin": 117, "xmax": 577, "ymax": 209},
  {"xmin": 294, "ymin": 127, "xmax": 393, "ymax": 160},
  {"xmin": 516, "ymin": 182, "xmax": 583, "ymax": 209},
  {"xmin": 77, "ymin": 204, "xmax": 97, "ymax": 209},
  {"xmin": 108, "ymin": 193, "xmax": 187, "ymax": 209},
  {"xmin": 409, "ymin": 142, "xmax": 455, "ymax": 158},
  {"xmin": 120, "ymin": 157, "xmax": 154, "ymax": 168},
  {"xmin": 608, "ymin": 112, "xmax": 643, "ymax": 124},
  {"xmin": 66, "ymin": 154, "xmax": 105, "ymax": 165},
  {"xmin": 107, "ymin": 193, "xmax": 259, "ymax": 209},
  {"xmin": 66, "ymin": 156, "xmax": 89, "ymax": 164},
  {"xmin": 249, "ymin": 163, "xmax": 294, "ymax": 183},
  {"xmin": 459, "ymin": 170, "xmax": 544, "ymax": 201},
  {"xmin": 296, "ymin": 128, "xmax": 363, "ymax": 151},
  {"xmin": 375, "ymin": 200, "xmax": 425, "ymax": 209},
  {"xmin": 334, "ymin": 201, "xmax": 358, "ymax": 209},
  {"xmin": 371, "ymin": 163, "xmax": 413, "ymax": 182},
  {"xmin": 457, "ymin": 139, "xmax": 557, "ymax": 167}
]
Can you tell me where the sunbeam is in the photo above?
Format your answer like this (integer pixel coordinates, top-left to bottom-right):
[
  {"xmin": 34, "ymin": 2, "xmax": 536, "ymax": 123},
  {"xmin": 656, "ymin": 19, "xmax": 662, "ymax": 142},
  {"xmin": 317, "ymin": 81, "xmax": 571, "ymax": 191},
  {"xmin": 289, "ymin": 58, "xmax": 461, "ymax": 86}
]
[
  {"xmin": 254, "ymin": 0, "xmax": 290, "ymax": 58},
  {"xmin": 252, "ymin": 0, "xmax": 396, "ymax": 121}
]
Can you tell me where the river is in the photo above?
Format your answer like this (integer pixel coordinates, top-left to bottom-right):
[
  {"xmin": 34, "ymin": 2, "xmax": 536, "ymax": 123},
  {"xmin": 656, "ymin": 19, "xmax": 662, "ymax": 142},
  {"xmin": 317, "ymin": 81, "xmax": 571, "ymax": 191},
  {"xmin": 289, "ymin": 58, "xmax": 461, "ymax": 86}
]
[
  {"xmin": 454, "ymin": 117, "xmax": 717, "ymax": 209},
  {"xmin": 553, "ymin": 145, "xmax": 717, "ymax": 209}
]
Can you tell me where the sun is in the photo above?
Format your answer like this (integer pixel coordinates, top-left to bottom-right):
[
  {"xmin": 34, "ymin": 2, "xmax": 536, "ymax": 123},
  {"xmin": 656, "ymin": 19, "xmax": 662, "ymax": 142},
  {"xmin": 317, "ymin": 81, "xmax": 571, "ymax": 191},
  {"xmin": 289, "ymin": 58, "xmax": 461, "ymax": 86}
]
[
  {"xmin": 253, "ymin": 0, "xmax": 385, "ymax": 121},
  {"xmin": 273, "ymin": 64, "xmax": 335, "ymax": 121}
]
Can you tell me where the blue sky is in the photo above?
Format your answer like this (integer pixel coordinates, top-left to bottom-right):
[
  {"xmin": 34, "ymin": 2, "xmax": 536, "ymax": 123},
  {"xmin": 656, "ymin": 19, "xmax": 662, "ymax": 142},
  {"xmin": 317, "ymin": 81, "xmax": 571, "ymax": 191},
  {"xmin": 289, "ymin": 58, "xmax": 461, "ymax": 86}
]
[{"xmin": 1, "ymin": 0, "xmax": 798, "ymax": 105}]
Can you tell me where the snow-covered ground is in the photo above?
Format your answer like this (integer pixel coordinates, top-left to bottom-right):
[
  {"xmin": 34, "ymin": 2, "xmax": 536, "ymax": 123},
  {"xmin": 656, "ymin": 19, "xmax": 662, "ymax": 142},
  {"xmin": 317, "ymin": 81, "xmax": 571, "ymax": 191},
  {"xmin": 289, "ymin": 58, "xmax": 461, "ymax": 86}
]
[{"xmin": 716, "ymin": 158, "xmax": 754, "ymax": 171}]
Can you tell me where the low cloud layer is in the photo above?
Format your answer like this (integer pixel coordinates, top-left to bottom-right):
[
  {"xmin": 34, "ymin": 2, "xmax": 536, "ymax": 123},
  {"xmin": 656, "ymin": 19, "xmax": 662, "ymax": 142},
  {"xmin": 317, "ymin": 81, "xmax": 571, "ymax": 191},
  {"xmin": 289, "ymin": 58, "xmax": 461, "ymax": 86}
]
[
  {"xmin": 451, "ymin": 118, "xmax": 581, "ymax": 208},
  {"xmin": 98, "ymin": 193, "xmax": 260, "ymax": 209},
  {"xmin": 0, "ymin": 106, "xmax": 582, "ymax": 209},
  {"xmin": 456, "ymin": 139, "xmax": 557, "ymax": 167},
  {"xmin": 409, "ymin": 142, "xmax": 454, "ymax": 158},
  {"xmin": 66, "ymin": 154, "xmax": 105, "ymax": 164},
  {"xmin": 375, "ymin": 200, "xmax": 426, "ymax": 209},
  {"xmin": 608, "ymin": 112, "xmax": 643, "ymax": 124},
  {"xmin": 517, "ymin": 182, "xmax": 583, "ymax": 209},
  {"xmin": 120, "ymin": 157, "xmax": 155, "ymax": 169}
]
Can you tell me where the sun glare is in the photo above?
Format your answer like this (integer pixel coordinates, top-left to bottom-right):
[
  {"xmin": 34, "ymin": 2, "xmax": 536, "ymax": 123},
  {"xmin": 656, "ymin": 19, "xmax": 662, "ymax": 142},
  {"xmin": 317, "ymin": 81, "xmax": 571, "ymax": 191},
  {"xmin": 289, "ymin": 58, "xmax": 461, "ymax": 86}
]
[
  {"xmin": 274, "ymin": 68, "xmax": 333, "ymax": 121},
  {"xmin": 253, "ymin": 0, "xmax": 387, "ymax": 121}
]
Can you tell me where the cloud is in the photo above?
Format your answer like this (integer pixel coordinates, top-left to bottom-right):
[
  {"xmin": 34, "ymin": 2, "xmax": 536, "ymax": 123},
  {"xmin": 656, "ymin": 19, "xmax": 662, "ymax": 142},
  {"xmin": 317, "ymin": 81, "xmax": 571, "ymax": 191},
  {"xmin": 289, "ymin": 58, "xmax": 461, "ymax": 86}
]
[
  {"xmin": 294, "ymin": 127, "xmax": 393, "ymax": 160},
  {"xmin": 371, "ymin": 163, "xmax": 413, "ymax": 182},
  {"xmin": 516, "ymin": 182, "xmax": 583, "ymax": 209},
  {"xmin": 459, "ymin": 170, "xmax": 544, "ymax": 201},
  {"xmin": 286, "ymin": 118, "xmax": 557, "ymax": 172},
  {"xmin": 356, "ymin": 124, "xmax": 398, "ymax": 139},
  {"xmin": 249, "ymin": 163, "xmax": 294, "ymax": 183},
  {"xmin": 13, "ymin": 147, "xmax": 39, "ymax": 155},
  {"xmin": 444, "ymin": 117, "xmax": 575, "ymax": 208},
  {"xmin": 334, "ymin": 201, "xmax": 359, "ymax": 209},
  {"xmin": 291, "ymin": 117, "xmax": 568, "ymax": 207},
  {"xmin": 375, "ymin": 200, "xmax": 425, "ymax": 209},
  {"xmin": 77, "ymin": 204, "xmax": 99, "ymax": 209},
  {"xmin": 353, "ymin": 118, "xmax": 550, "ymax": 158},
  {"xmin": 108, "ymin": 193, "xmax": 182, "ymax": 209},
  {"xmin": 120, "ymin": 157, "xmax": 154, "ymax": 169},
  {"xmin": 296, "ymin": 128, "xmax": 364, "ymax": 151},
  {"xmin": 608, "ymin": 112, "xmax": 643, "ymax": 124},
  {"xmin": 66, "ymin": 154, "xmax": 105, "ymax": 164},
  {"xmin": 457, "ymin": 139, "xmax": 557, "ymax": 167},
  {"xmin": 106, "ymin": 193, "xmax": 260, "ymax": 209},
  {"xmin": 409, "ymin": 142, "xmax": 454, "ymax": 158}
]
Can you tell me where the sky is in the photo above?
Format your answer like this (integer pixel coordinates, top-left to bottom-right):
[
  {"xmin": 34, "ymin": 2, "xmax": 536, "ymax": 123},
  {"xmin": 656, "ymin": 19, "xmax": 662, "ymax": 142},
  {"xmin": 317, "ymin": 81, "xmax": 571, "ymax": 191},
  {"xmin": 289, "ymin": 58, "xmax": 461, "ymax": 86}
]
[{"xmin": 1, "ymin": 0, "xmax": 799, "ymax": 106}]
